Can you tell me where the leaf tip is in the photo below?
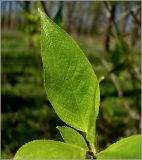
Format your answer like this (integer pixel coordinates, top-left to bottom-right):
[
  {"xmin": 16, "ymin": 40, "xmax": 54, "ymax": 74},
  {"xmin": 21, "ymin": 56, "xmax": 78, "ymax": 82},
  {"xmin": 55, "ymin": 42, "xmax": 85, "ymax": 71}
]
[
  {"xmin": 56, "ymin": 126, "xmax": 61, "ymax": 130},
  {"xmin": 38, "ymin": 8, "xmax": 44, "ymax": 18},
  {"xmin": 99, "ymin": 76, "xmax": 105, "ymax": 83}
]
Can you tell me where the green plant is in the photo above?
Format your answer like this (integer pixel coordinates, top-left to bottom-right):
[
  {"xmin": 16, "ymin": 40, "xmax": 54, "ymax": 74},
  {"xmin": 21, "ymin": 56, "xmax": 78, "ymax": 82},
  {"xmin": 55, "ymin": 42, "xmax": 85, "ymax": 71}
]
[
  {"xmin": 14, "ymin": 9, "xmax": 141, "ymax": 159},
  {"xmin": 19, "ymin": 2, "xmax": 40, "ymax": 50}
]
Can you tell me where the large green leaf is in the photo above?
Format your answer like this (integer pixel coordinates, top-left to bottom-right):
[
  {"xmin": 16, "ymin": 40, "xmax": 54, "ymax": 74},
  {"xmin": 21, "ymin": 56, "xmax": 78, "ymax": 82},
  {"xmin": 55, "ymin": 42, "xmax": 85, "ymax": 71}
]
[
  {"xmin": 97, "ymin": 135, "xmax": 141, "ymax": 159},
  {"xmin": 39, "ymin": 8, "xmax": 99, "ymax": 133},
  {"xmin": 14, "ymin": 140, "xmax": 86, "ymax": 159},
  {"xmin": 57, "ymin": 126, "xmax": 88, "ymax": 150}
]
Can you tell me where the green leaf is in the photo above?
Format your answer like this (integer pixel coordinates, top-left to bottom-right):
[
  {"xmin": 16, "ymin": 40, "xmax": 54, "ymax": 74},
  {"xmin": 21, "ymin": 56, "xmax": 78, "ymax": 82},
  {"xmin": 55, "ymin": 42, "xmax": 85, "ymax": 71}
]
[
  {"xmin": 97, "ymin": 135, "xmax": 141, "ymax": 159},
  {"xmin": 14, "ymin": 140, "xmax": 86, "ymax": 159},
  {"xmin": 86, "ymin": 82, "xmax": 100, "ymax": 150},
  {"xmin": 39, "ymin": 8, "xmax": 99, "ymax": 134},
  {"xmin": 57, "ymin": 126, "xmax": 88, "ymax": 150}
]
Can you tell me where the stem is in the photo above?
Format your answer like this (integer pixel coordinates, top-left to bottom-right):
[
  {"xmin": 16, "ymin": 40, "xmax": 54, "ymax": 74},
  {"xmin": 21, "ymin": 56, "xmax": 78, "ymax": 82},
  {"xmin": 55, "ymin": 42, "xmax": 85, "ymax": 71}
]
[{"xmin": 85, "ymin": 139, "xmax": 96, "ymax": 159}]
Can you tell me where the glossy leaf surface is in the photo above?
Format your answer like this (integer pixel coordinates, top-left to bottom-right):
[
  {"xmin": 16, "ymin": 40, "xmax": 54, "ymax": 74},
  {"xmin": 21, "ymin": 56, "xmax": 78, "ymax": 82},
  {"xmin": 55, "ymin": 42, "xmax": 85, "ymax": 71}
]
[
  {"xmin": 87, "ymin": 82, "xmax": 100, "ymax": 148},
  {"xmin": 97, "ymin": 135, "xmax": 141, "ymax": 159},
  {"xmin": 14, "ymin": 140, "xmax": 86, "ymax": 159},
  {"xmin": 39, "ymin": 8, "xmax": 99, "ymax": 133},
  {"xmin": 57, "ymin": 126, "xmax": 88, "ymax": 150}
]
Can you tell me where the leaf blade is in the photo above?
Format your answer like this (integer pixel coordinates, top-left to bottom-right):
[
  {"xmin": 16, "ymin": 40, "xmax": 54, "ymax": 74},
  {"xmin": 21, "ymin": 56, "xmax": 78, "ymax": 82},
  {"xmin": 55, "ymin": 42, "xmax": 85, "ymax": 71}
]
[
  {"xmin": 39, "ymin": 8, "xmax": 99, "ymax": 132},
  {"xmin": 57, "ymin": 126, "xmax": 88, "ymax": 150},
  {"xmin": 87, "ymin": 82, "xmax": 100, "ymax": 149},
  {"xmin": 97, "ymin": 135, "xmax": 141, "ymax": 159},
  {"xmin": 14, "ymin": 140, "xmax": 86, "ymax": 159}
]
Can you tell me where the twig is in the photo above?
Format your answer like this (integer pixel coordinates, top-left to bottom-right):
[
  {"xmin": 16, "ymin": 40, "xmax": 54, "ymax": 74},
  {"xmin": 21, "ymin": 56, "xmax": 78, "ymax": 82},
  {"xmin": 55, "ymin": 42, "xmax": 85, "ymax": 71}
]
[
  {"xmin": 40, "ymin": 1, "xmax": 50, "ymax": 17},
  {"xmin": 130, "ymin": 10, "xmax": 141, "ymax": 26},
  {"xmin": 85, "ymin": 138, "xmax": 96, "ymax": 159},
  {"xmin": 86, "ymin": 141, "xmax": 96, "ymax": 159},
  {"xmin": 103, "ymin": 1, "xmax": 120, "ymax": 52},
  {"xmin": 100, "ymin": 58, "xmax": 123, "ymax": 96},
  {"xmin": 104, "ymin": 1, "xmax": 111, "ymax": 12},
  {"xmin": 116, "ymin": 5, "xmax": 140, "ymax": 21},
  {"xmin": 104, "ymin": 1, "xmax": 120, "ymax": 36}
]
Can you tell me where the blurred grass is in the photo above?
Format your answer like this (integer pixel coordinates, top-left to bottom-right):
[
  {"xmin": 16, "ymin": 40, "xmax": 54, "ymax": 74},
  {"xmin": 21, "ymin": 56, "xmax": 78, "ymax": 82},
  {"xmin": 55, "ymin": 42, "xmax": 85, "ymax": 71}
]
[{"xmin": 1, "ymin": 29, "xmax": 140, "ymax": 158}]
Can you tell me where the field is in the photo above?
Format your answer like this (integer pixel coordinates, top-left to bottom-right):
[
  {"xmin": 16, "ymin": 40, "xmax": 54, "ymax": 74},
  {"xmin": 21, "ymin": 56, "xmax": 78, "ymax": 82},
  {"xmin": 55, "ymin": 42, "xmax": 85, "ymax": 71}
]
[{"xmin": 1, "ymin": 29, "xmax": 141, "ymax": 158}]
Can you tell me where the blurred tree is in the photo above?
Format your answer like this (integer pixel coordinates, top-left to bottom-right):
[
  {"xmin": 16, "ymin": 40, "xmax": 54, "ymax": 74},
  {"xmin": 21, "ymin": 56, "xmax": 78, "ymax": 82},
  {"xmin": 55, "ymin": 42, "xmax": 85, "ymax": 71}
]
[
  {"xmin": 40, "ymin": 1, "xmax": 50, "ymax": 17},
  {"xmin": 104, "ymin": 1, "xmax": 119, "ymax": 52},
  {"xmin": 54, "ymin": 1, "xmax": 63, "ymax": 27},
  {"xmin": 90, "ymin": 2, "xmax": 102, "ymax": 35},
  {"xmin": 64, "ymin": 1, "xmax": 76, "ymax": 33}
]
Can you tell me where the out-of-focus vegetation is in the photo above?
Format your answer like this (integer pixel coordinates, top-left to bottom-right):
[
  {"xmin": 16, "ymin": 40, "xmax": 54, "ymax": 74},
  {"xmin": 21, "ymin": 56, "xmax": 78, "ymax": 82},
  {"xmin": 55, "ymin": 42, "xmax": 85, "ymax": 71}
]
[{"xmin": 1, "ymin": 1, "xmax": 141, "ymax": 158}]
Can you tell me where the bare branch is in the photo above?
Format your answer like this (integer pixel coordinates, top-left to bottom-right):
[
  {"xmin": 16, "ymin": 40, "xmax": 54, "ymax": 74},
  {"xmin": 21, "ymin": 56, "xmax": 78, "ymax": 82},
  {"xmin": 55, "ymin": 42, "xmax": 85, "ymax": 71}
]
[
  {"xmin": 104, "ymin": 1, "xmax": 120, "ymax": 36},
  {"xmin": 100, "ymin": 58, "xmax": 123, "ymax": 96},
  {"xmin": 116, "ymin": 5, "xmax": 141, "ymax": 22},
  {"xmin": 104, "ymin": 1, "xmax": 111, "ymax": 12},
  {"xmin": 40, "ymin": 1, "xmax": 50, "ymax": 17},
  {"xmin": 130, "ymin": 10, "xmax": 141, "ymax": 26}
]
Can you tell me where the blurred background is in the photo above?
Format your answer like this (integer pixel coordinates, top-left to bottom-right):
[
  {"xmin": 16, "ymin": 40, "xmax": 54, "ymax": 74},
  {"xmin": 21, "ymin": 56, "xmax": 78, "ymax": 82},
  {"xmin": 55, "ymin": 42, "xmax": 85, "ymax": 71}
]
[{"xmin": 1, "ymin": 1, "xmax": 141, "ymax": 158}]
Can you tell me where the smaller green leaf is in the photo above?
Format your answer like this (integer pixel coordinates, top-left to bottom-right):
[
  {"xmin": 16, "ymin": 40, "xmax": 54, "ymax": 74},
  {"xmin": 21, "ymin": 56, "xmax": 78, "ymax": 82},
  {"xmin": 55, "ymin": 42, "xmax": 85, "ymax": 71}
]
[
  {"xmin": 97, "ymin": 135, "xmax": 141, "ymax": 159},
  {"xmin": 57, "ymin": 126, "xmax": 88, "ymax": 150},
  {"xmin": 86, "ymin": 82, "xmax": 100, "ymax": 152},
  {"xmin": 14, "ymin": 140, "xmax": 86, "ymax": 159}
]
